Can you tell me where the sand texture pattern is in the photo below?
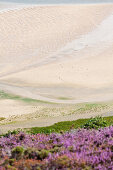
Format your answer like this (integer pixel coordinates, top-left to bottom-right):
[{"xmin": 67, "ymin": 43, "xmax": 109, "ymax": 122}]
[{"xmin": 0, "ymin": 4, "xmax": 113, "ymax": 104}]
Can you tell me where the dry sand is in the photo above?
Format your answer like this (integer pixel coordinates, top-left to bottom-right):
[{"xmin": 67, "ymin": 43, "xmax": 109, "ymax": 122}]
[
  {"xmin": 0, "ymin": 99, "xmax": 113, "ymax": 133},
  {"xmin": 0, "ymin": 99, "xmax": 40, "ymax": 118},
  {"xmin": 0, "ymin": 3, "xmax": 113, "ymax": 123}
]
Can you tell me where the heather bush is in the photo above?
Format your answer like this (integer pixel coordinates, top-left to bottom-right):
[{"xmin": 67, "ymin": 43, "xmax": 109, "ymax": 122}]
[
  {"xmin": 11, "ymin": 146, "xmax": 24, "ymax": 160},
  {"xmin": 0, "ymin": 127, "xmax": 113, "ymax": 169}
]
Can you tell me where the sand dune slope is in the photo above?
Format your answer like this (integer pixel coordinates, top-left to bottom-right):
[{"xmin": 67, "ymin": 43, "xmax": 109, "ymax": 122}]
[{"xmin": 0, "ymin": 4, "xmax": 113, "ymax": 103}]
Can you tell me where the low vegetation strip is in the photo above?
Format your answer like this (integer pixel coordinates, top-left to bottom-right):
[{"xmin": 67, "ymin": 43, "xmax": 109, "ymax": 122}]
[
  {"xmin": 26, "ymin": 116, "xmax": 113, "ymax": 134},
  {"xmin": 0, "ymin": 126, "xmax": 113, "ymax": 169}
]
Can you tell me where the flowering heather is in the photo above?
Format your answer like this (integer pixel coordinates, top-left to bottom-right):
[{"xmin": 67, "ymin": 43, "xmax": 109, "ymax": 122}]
[{"xmin": 0, "ymin": 126, "xmax": 113, "ymax": 169}]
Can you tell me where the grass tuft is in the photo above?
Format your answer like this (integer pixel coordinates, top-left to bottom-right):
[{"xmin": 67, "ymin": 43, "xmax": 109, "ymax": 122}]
[{"xmin": 0, "ymin": 117, "xmax": 5, "ymax": 121}]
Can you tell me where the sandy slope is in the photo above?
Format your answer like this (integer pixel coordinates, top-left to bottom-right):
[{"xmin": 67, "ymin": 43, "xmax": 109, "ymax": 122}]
[
  {"xmin": 0, "ymin": 4, "xmax": 113, "ymax": 105},
  {"xmin": 0, "ymin": 99, "xmax": 40, "ymax": 118},
  {"xmin": 0, "ymin": 100, "xmax": 113, "ymax": 134},
  {"xmin": 0, "ymin": 99, "xmax": 113, "ymax": 133}
]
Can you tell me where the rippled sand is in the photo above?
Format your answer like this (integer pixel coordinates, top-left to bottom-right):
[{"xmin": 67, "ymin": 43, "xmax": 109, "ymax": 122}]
[{"xmin": 0, "ymin": 4, "xmax": 113, "ymax": 104}]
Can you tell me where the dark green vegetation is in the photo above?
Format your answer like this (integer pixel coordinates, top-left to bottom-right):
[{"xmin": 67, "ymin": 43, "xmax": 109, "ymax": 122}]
[
  {"xmin": 26, "ymin": 116, "xmax": 113, "ymax": 134},
  {"xmin": 82, "ymin": 116, "xmax": 108, "ymax": 129}
]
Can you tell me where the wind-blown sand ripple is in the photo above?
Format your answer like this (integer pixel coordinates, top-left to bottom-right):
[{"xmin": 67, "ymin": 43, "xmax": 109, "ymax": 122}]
[{"xmin": 0, "ymin": 4, "xmax": 113, "ymax": 103}]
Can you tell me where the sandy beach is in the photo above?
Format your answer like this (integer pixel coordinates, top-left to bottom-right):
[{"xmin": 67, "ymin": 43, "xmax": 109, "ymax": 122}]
[
  {"xmin": 0, "ymin": 4, "xmax": 113, "ymax": 103},
  {"xmin": 0, "ymin": 3, "xmax": 113, "ymax": 128}
]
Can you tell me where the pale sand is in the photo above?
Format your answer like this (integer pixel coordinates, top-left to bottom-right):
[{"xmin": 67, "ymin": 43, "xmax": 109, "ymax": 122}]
[
  {"xmin": 0, "ymin": 4, "xmax": 113, "ymax": 122},
  {"xmin": 0, "ymin": 111, "xmax": 111, "ymax": 134},
  {"xmin": 0, "ymin": 99, "xmax": 41, "ymax": 118},
  {"xmin": 0, "ymin": 99, "xmax": 113, "ymax": 133}
]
